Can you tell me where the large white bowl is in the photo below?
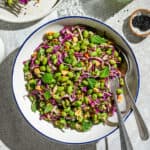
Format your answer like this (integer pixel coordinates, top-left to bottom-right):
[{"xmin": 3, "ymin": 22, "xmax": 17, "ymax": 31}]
[{"xmin": 12, "ymin": 16, "xmax": 140, "ymax": 144}]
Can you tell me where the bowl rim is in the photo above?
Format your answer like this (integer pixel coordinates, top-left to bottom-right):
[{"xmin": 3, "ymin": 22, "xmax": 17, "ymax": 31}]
[{"xmin": 11, "ymin": 16, "xmax": 140, "ymax": 144}]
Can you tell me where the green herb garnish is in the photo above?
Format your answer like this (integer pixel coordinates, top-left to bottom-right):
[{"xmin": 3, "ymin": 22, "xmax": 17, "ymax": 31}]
[
  {"xmin": 99, "ymin": 66, "xmax": 110, "ymax": 78},
  {"xmin": 42, "ymin": 73, "xmax": 55, "ymax": 84},
  {"xmin": 87, "ymin": 78, "xmax": 97, "ymax": 89},
  {"xmin": 44, "ymin": 91, "xmax": 51, "ymax": 100},
  {"xmin": 90, "ymin": 35, "xmax": 107, "ymax": 44}
]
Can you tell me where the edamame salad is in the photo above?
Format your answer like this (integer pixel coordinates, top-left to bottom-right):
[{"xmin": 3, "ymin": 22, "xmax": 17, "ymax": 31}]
[{"xmin": 23, "ymin": 25, "xmax": 124, "ymax": 132}]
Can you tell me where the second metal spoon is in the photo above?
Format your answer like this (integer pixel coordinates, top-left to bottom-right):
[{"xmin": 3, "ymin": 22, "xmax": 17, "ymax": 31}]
[{"xmin": 110, "ymin": 77, "xmax": 133, "ymax": 150}]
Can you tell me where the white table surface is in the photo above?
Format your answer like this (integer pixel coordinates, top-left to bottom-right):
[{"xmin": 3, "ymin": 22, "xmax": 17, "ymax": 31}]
[{"xmin": 0, "ymin": 0, "xmax": 150, "ymax": 149}]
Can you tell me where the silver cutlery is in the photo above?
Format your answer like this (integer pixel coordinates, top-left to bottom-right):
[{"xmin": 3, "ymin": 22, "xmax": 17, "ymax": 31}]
[
  {"xmin": 110, "ymin": 77, "xmax": 133, "ymax": 150},
  {"xmin": 0, "ymin": 0, "xmax": 22, "ymax": 16},
  {"xmin": 105, "ymin": 137, "xmax": 109, "ymax": 150},
  {"xmin": 117, "ymin": 45, "xmax": 149, "ymax": 141}
]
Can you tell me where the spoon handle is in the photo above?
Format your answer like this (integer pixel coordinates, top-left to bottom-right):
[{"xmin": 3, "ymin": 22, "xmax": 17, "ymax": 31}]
[
  {"xmin": 113, "ymin": 91, "xmax": 133, "ymax": 150},
  {"xmin": 105, "ymin": 137, "xmax": 109, "ymax": 150},
  {"xmin": 125, "ymin": 79, "xmax": 149, "ymax": 140}
]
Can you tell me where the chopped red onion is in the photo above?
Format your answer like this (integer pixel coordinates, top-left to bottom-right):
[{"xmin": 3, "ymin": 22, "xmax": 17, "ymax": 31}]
[
  {"xmin": 19, "ymin": 0, "xmax": 28, "ymax": 4},
  {"xmin": 88, "ymin": 57, "xmax": 103, "ymax": 63},
  {"xmin": 50, "ymin": 98, "xmax": 57, "ymax": 105},
  {"xmin": 42, "ymin": 44, "xmax": 49, "ymax": 49},
  {"xmin": 62, "ymin": 94, "xmax": 75, "ymax": 102},
  {"xmin": 37, "ymin": 80, "xmax": 42, "ymax": 86},
  {"xmin": 52, "ymin": 45, "xmax": 61, "ymax": 53},
  {"xmin": 81, "ymin": 86, "xmax": 88, "ymax": 92},
  {"xmin": 74, "ymin": 52, "xmax": 83, "ymax": 57}
]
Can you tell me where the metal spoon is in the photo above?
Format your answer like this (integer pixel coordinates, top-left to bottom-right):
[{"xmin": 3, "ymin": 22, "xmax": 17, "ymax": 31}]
[
  {"xmin": 116, "ymin": 45, "xmax": 149, "ymax": 141},
  {"xmin": 110, "ymin": 77, "xmax": 133, "ymax": 150}
]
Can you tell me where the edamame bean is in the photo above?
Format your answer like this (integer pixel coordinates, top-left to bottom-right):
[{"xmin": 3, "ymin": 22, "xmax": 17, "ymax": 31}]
[
  {"xmin": 57, "ymin": 86, "xmax": 65, "ymax": 92},
  {"xmin": 84, "ymin": 97, "xmax": 89, "ymax": 104},
  {"xmin": 68, "ymin": 72, "xmax": 74, "ymax": 78},
  {"xmin": 65, "ymin": 41, "xmax": 71, "ymax": 48},
  {"xmin": 109, "ymin": 59, "xmax": 116, "ymax": 65},
  {"xmin": 116, "ymin": 88, "xmax": 123, "ymax": 94},
  {"xmin": 96, "ymin": 48, "xmax": 102, "ymax": 55},
  {"xmin": 82, "ymin": 80, "xmax": 88, "ymax": 86},
  {"xmin": 89, "ymin": 43, "xmax": 95, "ymax": 48},
  {"xmin": 118, "ymin": 57, "xmax": 122, "ymax": 62},
  {"xmin": 90, "ymin": 51, "xmax": 98, "ymax": 57},
  {"xmin": 83, "ymin": 30, "xmax": 89, "ymax": 38},
  {"xmin": 83, "ymin": 39, "xmax": 89, "ymax": 45},
  {"xmin": 88, "ymin": 89, "xmax": 93, "ymax": 94},
  {"xmin": 59, "ymin": 64, "xmax": 64, "ymax": 71},
  {"xmin": 64, "ymin": 107, "xmax": 71, "ymax": 113},
  {"xmin": 53, "ymin": 32, "xmax": 60, "ymax": 38},
  {"xmin": 35, "ymin": 60, "xmax": 40, "ymax": 64},
  {"xmin": 114, "ymin": 51, "xmax": 119, "ymax": 57},
  {"xmin": 40, "ymin": 66, "xmax": 46, "ymax": 72},
  {"xmin": 47, "ymin": 35, "xmax": 53, "ymax": 40},
  {"xmin": 40, "ymin": 101, "xmax": 45, "ymax": 108},
  {"xmin": 98, "ymin": 93, "xmax": 103, "ymax": 98},
  {"xmin": 51, "ymin": 54, "xmax": 57, "ymax": 60},
  {"xmin": 73, "ymin": 45, "xmax": 80, "ymax": 51},
  {"xmin": 81, "ymin": 44, "xmax": 87, "ymax": 50},
  {"xmin": 61, "ymin": 76, "xmax": 69, "ymax": 82},
  {"xmin": 53, "ymin": 94, "xmax": 60, "ymax": 100},
  {"xmin": 74, "ymin": 101, "xmax": 82, "ymax": 107},
  {"xmin": 100, "ymin": 82, "xmax": 105, "ymax": 89},
  {"xmin": 29, "ymin": 79, "xmax": 36, "ymax": 85},
  {"xmin": 106, "ymin": 48, "xmax": 112, "ymax": 55},
  {"xmin": 119, "ymin": 78, "xmax": 124, "ymax": 86},
  {"xmin": 46, "ymin": 65, "xmax": 51, "ymax": 73},
  {"xmin": 92, "ymin": 93, "xmax": 97, "ymax": 100},
  {"xmin": 67, "ymin": 86, "xmax": 73, "ymax": 94},
  {"xmin": 61, "ymin": 111, "xmax": 67, "ymax": 117},
  {"xmin": 46, "ymin": 47, "xmax": 53, "ymax": 53}
]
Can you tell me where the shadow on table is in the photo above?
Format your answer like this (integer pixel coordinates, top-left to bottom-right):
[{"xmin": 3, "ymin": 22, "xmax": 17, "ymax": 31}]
[
  {"xmin": 0, "ymin": 50, "xmax": 96, "ymax": 150},
  {"xmin": 0, "ymin": 19, "xmax": 40, "ymax": 31},
  {"xmin": 80, "ymin": 0, "xmax": 133, "ymax": 21},
  {"xmin": 122, "ymin": 16, "xmax": 146, "ymax": 43}
]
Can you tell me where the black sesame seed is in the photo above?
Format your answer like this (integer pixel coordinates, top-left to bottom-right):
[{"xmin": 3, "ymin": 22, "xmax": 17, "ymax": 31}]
[{"xmin": 132, "ymin": 15, "xmax": 150, "ymax": 31}]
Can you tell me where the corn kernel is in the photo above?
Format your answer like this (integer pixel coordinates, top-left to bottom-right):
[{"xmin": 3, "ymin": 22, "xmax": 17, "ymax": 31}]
[
  {"xmin": 93, "ymin": 88, "xmax": 99, "ymax": 93},
  {"xmin": 73, "ymin": 37, "xmax": 78, "ymax": 43},
  {"xmin": 61, "ymin": 70, "xmax": 68, "ymax": 76},
  {"xmin": 35, "ymin": 85, "xmax": 42, "ymax": 91},
  {"xmin": 75, "ymin": 109, "xmax": 82, "ymax": 117},
  {"xmin": 34, "ymin": 68, "xmax": 40, "ymax": 75},
  {"xmin": 46, "ymin": 31, "xmax": 54, "ymax": 36},
  {"xmin": 95, "ymin": 61, "xmax": 100, "ymax": 66}
]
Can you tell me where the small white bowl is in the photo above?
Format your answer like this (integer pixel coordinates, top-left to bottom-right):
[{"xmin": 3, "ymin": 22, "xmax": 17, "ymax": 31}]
[
  {"xmin": 129, "ymin": 9, "xmax": 150, "ymax": 37},
  {"xmin": 12, "ymin": 16, "xmax": 140, "ymax": 144}
]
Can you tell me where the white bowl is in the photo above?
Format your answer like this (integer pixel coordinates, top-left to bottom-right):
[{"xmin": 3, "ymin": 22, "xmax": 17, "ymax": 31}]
[
  {"xmin": 12, "ymin": 16, "xmax": 140, "ymax": 144},
  {"xmin": 0, "ymin": 0, "xmax": 62, "ymax": 23}
]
